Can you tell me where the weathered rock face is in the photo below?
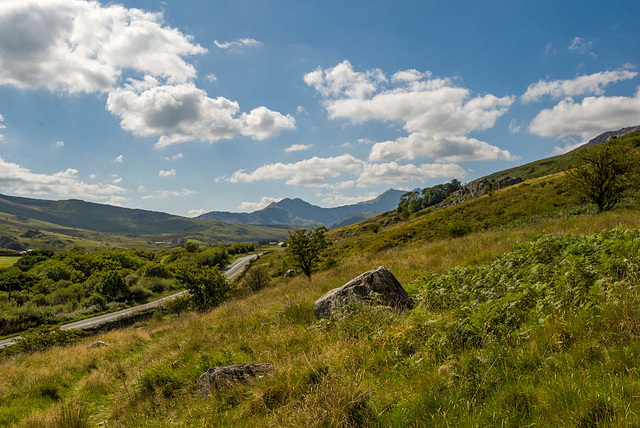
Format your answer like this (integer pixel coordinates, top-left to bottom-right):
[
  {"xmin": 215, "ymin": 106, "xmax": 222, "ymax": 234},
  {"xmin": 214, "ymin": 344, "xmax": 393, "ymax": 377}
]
[
  {"xmin": 313, "ymin": 266, "xmax": 413, "ymax": 319},
  {"xmin": 197, "ymin": 363, "xmax": 274, "ymax": 397}
]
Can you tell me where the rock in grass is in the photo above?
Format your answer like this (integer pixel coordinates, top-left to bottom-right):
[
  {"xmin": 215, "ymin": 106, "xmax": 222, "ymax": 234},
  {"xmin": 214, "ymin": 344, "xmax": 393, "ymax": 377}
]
[
  {"xmin": 313, "ymin": 266, "xmax": 413, "ymax": 319},
  {"xmin": 88, "ymin": 341, "xmax": 109, "ymax": 349},
  {"xmin": 198, "ymin": 363, "xmax": 274, "ymax": 397}
]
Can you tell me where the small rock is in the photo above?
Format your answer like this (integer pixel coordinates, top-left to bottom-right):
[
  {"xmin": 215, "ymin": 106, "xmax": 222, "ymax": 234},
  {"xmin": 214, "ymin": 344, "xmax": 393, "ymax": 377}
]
[
  {"xmin": 313, "ymin": 266, "xmax": 413, "ymax": 319},
  {"xmin": 284, "ymin": 269, "xmax": 294, "ymax": 278},
  {"xmin": 88, "ymin": 341, "xmax": 110, "ymax": 349},
  {"xmin": 198, "ymin": 363, "xmax": 274, "ymax": 397}
]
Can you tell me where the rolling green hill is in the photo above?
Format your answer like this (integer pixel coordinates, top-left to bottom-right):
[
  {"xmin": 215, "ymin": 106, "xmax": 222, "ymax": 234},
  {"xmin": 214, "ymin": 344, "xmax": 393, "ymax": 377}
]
[{"xmin": 0, "ymin": 194, "xmax": 289, "ymax": 250}]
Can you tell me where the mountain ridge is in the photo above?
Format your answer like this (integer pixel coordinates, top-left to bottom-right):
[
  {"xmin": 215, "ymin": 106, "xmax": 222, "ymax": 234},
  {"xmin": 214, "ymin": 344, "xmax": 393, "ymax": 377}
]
[{"xmin": 196, "ymin": 189, "xmax": 406, "ymax": 228}]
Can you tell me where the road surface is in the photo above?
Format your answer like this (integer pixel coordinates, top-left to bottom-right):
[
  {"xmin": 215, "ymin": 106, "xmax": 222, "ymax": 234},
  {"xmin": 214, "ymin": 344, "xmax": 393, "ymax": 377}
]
[{"xmin": 0, "ymin": 253, "xmax": 260, "ymax": 350}]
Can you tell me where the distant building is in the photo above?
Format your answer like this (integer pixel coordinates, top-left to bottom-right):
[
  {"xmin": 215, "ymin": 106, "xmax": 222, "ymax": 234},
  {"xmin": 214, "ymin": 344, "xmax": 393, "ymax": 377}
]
[{"xmin": 277, "ymin": 242, "xmax": 287, "ymax": 247}]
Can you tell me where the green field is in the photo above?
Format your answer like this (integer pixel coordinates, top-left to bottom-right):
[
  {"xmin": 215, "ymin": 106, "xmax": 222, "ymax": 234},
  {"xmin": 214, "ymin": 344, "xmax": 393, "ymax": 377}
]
[
  {"xmin": 2, "ymin": 136, "xmax": 640, "ymax": 426},
  {"xmin": 0, "ymin": 256, "xmax": 18, "ymax": 268}
]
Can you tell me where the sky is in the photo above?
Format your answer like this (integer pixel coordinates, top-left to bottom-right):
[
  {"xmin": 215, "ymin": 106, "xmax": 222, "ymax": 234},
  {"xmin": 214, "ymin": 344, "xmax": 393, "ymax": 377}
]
[{"xmin": 0, "ymin": 0, "xmax": 639, "ymax": 217}]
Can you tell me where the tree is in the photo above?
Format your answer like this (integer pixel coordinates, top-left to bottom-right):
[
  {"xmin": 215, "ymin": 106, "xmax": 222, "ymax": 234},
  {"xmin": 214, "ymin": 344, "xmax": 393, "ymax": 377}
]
[
  {"xmin": 184, "ymin": 241, "xmax": 199, "ymax": 253},
  {"xmin": 96, "ymin": 270, "xmax": 127, "ymax": 301},
  {"xmin": 286, "ymin": 226, "xmax": 329, "ymax": 280},
  {"xmin": 568, "ymin": 142, "xmax": 639, "ymax": 213},
  {"xmin": 243, "ymin": 265, "xmax": 270, "ymax": 292},
  {"xmin": 176, "ymin": 265, "xmax": 230, "ymax": 311}
]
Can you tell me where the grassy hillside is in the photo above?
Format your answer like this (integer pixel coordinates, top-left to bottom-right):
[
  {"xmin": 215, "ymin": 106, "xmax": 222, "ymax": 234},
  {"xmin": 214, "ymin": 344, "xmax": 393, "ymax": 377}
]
[
  {"xmin": 0, "ymin": 200, "xmax": 289, "ymax": 250},
  {"xmin": 2, "ymin": 137, "xmax": 640, "ymax": 426}
]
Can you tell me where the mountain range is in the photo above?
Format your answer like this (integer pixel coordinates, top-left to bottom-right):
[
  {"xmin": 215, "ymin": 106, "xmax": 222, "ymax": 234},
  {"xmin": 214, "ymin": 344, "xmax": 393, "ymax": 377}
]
[{"xmin": 196, "ymin": 189, "xmax": 406, "ymax": 228}]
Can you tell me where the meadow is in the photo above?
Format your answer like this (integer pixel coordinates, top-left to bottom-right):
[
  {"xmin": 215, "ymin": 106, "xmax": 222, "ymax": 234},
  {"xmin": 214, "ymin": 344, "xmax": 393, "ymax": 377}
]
[{"xmin": 2, "ymin": 163, "xmax": 640, "ymax": 426}]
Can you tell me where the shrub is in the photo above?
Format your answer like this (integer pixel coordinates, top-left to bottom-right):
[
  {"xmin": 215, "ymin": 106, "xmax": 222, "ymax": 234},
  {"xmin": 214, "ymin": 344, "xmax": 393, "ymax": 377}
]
[{"xmin": 243, "ymin": 265, "xmax": 270, "ymax": 292}]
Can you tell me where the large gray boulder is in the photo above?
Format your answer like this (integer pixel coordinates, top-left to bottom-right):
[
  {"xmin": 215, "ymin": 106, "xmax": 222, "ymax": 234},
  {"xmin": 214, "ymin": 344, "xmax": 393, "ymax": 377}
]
[
  {"xmin": 197, "ymin": 363, "xmax": 273, "ymax": 397},
  {"xmin": 313, "ymin": 266, "xmax": 413, "ymax": 319}
]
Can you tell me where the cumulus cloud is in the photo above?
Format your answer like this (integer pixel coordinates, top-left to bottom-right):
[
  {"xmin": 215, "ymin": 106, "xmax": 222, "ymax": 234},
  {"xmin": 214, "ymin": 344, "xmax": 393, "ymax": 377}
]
[
  {"xmin": 107, "ymin": 81, "xmax": 295, "ymax": 147},
  {"xmin": 284, "ymin": 144, "xmax": 313, "ymax": 153},
  {"xmin": 296, "ymin": 105, "xmax": 308, "ymax": 116},
  {"xmin": 112, "ymin": 154, "xmax": 124, "ymax": 163},
  {"xmin": 226, "ymin": 154, "xmax": 464, "ymax": 189},
  {"xmin": 214, "ymin": 38, "xmax": 263, "ymax": 49},
  {"xmin": 141, "ymin": 188, "xmax": 196, "ymax": 199},
  {"xmin": 204, "ymin": 74, "xmax": 217, "ymax": 82},
  {"xmin": 111, "ymin": 175, "xmax": 122, "ymax": 184},
  {"xmin": 356, "ymin": 162, "xmax": 465, "ymax": 187},
  {"xmin": 529, "ymin": 88, "xmax": 640, "ymax": 141},
  {"xmin": 305, "ymin": 60, "xmax": 514, "ymax": 163},
  {"xmin": 0, "ymin": 0, "xmax": 206, "ymax": 93},
  {"xmin": 159, "ymin": 169, "xmax": 176, "ymax": 177},
  {"xmin": 522, "ymin": 70, "xmax": 638, "ymax": 103},
  {"xmin": 188, "ymin": 208, "xmax": 206, "ymax": 217},
  {"xmin": 369, "ymin": 134, "xmax": 518, "ymax": 163},
  {"xmin": 0, "ymin": 156, "xmax": 126, "ymax": 201},
  {"xmin": 228, "ymin": 154, "xmax": 362, "ymax": 188},
  {"xmin": 238, "ymin": 196, "xmax": 282, "ymax": 211},
  {"xmin": 0, "ymin": 114, "xmax": 5, "ymax": 141},
  {"xmin": 55, "ymin": 140, "xmax": 65, "ymax": 148}
]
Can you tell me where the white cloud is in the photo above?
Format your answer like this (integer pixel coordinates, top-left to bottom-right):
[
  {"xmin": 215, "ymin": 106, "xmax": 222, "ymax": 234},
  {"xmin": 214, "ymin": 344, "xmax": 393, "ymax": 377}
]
[
  {"xmin": 0, "ymin": 156, "xmax": 126, "ymax": 201},
  {"xmin": 296, "ymin": 105, "xmax": 308, "ymax": 116},
  {"xmin": 369, "ymin": 134, "xmax": 518, "ymax": 163},
  {"xmin": 112, "ymin": 154, "xmax": 124, "ymax": 163},
  {"xmin": 137, "ymin": 184, "xmax": 145, "ymax": 192},
  {"xmin": 55, "ymin": 140, "xmax": 65, "ymax": 148},
  {"xmin": 569, "ymin": 36, "xmax": 595, "ymax": 57},
  {"xmin": 111, "ymin": 175, "xmax": 122, "ymax": 184},
  {"xmin": 105, "ymin": 196, "xmax": 128, "ymax": 207},
  {"xmin": 228, "ymin": 154, "xmax": 363, "ymax": 188},
  {"xmin": 317, "ymin": 191, "xmax": 378, "ymax": 206},
  {"xmin": 357, "ymin": 138, "xmax": 374, "ymax": 145},
  {"xmin": 529, "ymin": 88, "xmax": 640, "ymax": 141},
  {"xmin": 0, "ymin": 0, "xmax": 206, "ymax": 93},
  {"xmin": 357, "ymin": 162, "xmax": 465, "ymax": 187},
  {"xmin": 284, "ymin": 144, "xmax": 314, "ymax": 153},
  {"xmin": 227, "ymin": 154, "xmax": 465, "ymax": 189},
  {"xmin": 305, "ymin": 60, "xmax": 514, "ymax": 164},
  {"xmin": 164, "ymin": 153, "xmax": 184, "ymax": 161},
  {"xmin": 204, "ymin": 74, "xmax": 217, "ymax": 82},
  {"xmin": 141, "ymin": 188, "xmax": 195, "ymax": 199},
  {"xmin": 188, "ymin": 208, "xmax": 206, "ymax": 217},
  {"xmin": 89, "ymin": 174, "xmax": 97, "ymax": 179},
  {"xmin": 522, "ymin": 70, "xmax": 638, "ymax": 103},
  {"xmin": 238, "ymin": 196, "xmax": 282, "ymax": 211},
  {"xmin": 341, "ymin": 142, "xmax": 354, "ymax": 148},
  {"xmin": 107, "ymin": 81, "xmax": 295, "ymax": 147},
  {"xmin": 214, "ymin": 38, "xmax": 263, "ymax": 49},
  {"xmin": 159, "ymin": 169, "xmax": 176, "ymax": 177},
  {"xmin": 509, "ymin": 119, "xmax": 521, "ymax": 134}
]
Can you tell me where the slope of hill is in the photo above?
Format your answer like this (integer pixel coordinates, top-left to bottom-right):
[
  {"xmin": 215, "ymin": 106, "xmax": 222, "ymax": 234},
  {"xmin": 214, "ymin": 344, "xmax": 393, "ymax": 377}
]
[
  {"xmin": 0, "ymin": 193, "xmax": 289, "ymax": 249},
  {"xmin": 3, "ymin": 137, "xmax": 640, "ymax": 425},
  {"xmin": 197, "ymin": 189, "xmax": 405, "ymax": 228}
]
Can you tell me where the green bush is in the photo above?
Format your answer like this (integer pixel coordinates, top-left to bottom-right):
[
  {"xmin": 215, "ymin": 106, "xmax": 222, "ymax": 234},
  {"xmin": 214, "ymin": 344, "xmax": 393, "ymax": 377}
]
[{"xmin": 243, "ymin": 265, "xmax": 270, "ymax": 292}]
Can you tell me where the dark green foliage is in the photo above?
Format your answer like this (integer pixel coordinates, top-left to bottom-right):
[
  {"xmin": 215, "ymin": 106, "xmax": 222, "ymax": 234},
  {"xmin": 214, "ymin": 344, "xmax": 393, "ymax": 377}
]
[
  {"xmin": 243, "ymin": 265, "xmax": 270, "ymax": 292},
  {"xmin": 176, "ymin": 265, "xmax": 230, "ymax": 311},
  {"xmin": 140, "ymin": 263, "xmax": 170, "ymax": 278},
  {"xmin": 14, "ymin": 249, "xmax": 54, "ymax": 271},
  {"xmin": 227, "ymin": 242, "xmax": 255, "ymax": 255},
  {"xmin": 163, "ymin": 295, "xmax": 191, "ymax": 315},
  {"xmin": 286, "ymin": 226, "xmax": 329, "ymax": 279},
  {"xmin": 568, "ymin": 142, "xmax": 640, "ymax": 213},
  {"xmin": 397, "ymin": 179, "xmax": 462, "ymax": 217},
  {"xmin": 196, "ymin": 247, "xmax": 228, "ymax": 268},
  {"xmin": 96, "ymin": 270, "xmax": 127, "ymax": 301},
  {"xmin": 184, "ymin": 241, "xmax": 199, "ymax": 253}
]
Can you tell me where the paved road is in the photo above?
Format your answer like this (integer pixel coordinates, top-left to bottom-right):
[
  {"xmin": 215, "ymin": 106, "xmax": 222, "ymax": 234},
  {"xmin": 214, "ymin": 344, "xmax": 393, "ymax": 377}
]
[{"xmin": 0, "ymin": 253, "xmax": 260, "ymax": 350}]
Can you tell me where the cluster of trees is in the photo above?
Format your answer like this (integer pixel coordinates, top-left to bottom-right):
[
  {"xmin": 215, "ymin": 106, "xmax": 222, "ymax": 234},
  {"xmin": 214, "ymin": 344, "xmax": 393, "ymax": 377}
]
[
  {"xmin": 396, "ymin": 179, "xmax": 462, "ymax": 218},
  {"xmin": 0, "ymin": 241, "xmax": 257, "ymax": 335}
]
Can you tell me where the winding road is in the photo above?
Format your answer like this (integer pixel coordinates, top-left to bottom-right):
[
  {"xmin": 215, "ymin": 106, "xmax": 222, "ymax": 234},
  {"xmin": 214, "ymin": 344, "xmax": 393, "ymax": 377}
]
[{"xmin": 0, "ymin": 253, "xmax": 260, "ymax": 350}]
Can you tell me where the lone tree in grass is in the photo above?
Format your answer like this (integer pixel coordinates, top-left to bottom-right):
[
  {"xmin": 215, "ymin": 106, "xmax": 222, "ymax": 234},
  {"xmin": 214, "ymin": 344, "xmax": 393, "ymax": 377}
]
[
  {"xmin": 568, "ymin": 142, "xmax": 639, "ymax": 213},
  {"xmin": 176, "ymin": 265, "xmax": 230, "ymax": 311},
  {"xmin": 286, "ymin": 226, "xmax": 328, "ymax": 280}
]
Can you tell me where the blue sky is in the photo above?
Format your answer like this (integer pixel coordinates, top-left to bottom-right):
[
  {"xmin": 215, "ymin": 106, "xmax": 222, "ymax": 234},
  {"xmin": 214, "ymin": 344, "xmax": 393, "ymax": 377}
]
[{"xmin": 0, "ymin": 0, "xmax": 639, "ymax": 216}]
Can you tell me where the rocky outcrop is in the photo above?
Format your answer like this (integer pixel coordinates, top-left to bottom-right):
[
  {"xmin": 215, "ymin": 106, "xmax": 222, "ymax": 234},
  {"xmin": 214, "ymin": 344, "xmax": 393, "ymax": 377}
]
[
  {"xmin": 448, "ymin": 176, "xmax": 523, "ymax": 205},
  {"xmin": 198, "ymin": 363, "xmax": 274, "ymax": 397},
  {"xmin": 581, "ymin": 125, "xmax": 640, "ymax": 148},
  {"xmin": 313, "ymin": 266, "xmax": 412, "ymax": 319},
  {"xmin": 88, "ymin": 341, "xmax": 109, "ymax": 349}
]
